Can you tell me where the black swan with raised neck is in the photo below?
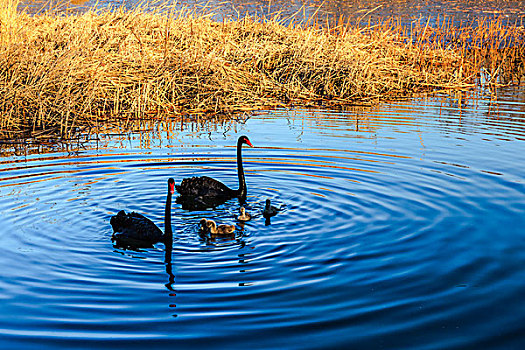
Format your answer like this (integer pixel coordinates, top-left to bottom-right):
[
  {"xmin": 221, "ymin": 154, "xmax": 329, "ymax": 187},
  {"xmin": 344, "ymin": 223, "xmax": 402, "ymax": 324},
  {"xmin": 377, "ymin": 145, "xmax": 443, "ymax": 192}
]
[
  {"xmin": 111, "ymin": 178, "xmax": 174, "ymax": 246},
  {"xmin": 175, "ymin": 135, "xmax": 253, "ymax": 210}
]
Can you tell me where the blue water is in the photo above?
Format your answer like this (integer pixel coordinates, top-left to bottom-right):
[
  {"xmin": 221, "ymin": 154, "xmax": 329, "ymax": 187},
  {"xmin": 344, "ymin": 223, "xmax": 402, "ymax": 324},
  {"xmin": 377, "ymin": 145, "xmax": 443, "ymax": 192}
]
[
  {"xmin": 18, "ymin": 0, "xmax": 525, "ymax": 26},
  {"xmin": 1, "ymin": 89, "xmax": 525, "ymax": 349}
]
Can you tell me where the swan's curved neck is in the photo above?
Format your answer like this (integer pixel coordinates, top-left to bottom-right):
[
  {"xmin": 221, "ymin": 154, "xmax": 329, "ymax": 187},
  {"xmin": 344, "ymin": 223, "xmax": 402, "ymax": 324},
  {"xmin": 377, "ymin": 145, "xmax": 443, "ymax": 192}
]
[
  {"xmin": 164, "ymin": 186, "xmax": 174, "ymax": 275},
  {"xmin": 164, "ymin": 190, "xmax": 172, "ymax": 237},
  {"xmin": 237, "ymin": 139, "xmax": 247, "ymax": 198}
]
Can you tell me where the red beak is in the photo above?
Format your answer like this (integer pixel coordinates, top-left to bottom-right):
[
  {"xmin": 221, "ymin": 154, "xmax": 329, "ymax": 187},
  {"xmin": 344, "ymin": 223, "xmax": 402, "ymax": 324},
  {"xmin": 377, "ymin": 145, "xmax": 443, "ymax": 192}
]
[
  {"xmin": 169, "ymin": 183, "xmax": 175, "ymax": 194},
  {"xmin": 246, "ymin": 139, "xmax": 253, "ymax": 147}
]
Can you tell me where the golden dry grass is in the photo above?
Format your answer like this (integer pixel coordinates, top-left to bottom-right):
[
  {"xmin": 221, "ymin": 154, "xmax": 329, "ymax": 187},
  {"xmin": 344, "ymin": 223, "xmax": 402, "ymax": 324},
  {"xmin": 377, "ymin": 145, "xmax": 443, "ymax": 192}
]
[{"xmin": 0, "ymin": 0, "xmax": 524, "ymax": 139}]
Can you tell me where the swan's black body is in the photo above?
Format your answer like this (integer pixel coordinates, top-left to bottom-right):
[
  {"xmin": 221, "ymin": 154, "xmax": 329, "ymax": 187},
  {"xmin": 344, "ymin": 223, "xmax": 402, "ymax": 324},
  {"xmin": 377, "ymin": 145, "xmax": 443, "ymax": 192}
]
[
  {"xmin": 111, "ymin": 178, "xmax": 174, "ymax": 246},
  {"xmin": 176, "ymin": 136, "xmax": 253, "ymax": 210},
  {"xmin": 111, "ymin": 211, "xmax": 164, "ymax": 242}
]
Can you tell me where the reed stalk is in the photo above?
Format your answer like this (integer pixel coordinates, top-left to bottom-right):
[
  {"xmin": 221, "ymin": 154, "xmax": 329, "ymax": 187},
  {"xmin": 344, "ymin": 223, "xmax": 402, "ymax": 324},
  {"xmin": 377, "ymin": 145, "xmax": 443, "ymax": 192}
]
[{"xmin": 0, "ymin": 0, "xmax": 524, "ymax": 140}]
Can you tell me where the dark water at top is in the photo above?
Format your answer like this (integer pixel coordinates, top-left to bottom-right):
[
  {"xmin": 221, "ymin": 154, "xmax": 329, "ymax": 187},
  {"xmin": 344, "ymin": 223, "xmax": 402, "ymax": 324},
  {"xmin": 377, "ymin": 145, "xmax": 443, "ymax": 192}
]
[
  {"xmin": 19, "ymin": 0, "xmax": 525, "ymax": 26},
  {"xmin": 1, "ymin": 87, "xmax": 524, "ymax": 349}
]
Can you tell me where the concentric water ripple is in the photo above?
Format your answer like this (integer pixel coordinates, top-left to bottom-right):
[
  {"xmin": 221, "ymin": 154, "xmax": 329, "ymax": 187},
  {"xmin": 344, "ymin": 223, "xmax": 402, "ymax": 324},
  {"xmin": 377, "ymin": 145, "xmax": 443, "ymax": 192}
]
[{"xmin": 1, "ymin": 91, "xmax": 525, "ymax": 349}]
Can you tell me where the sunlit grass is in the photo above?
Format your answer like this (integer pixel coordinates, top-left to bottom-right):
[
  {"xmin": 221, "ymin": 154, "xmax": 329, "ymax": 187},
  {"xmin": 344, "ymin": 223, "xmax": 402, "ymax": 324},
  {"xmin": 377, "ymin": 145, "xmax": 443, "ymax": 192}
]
[{"xmin": 0, "ymin": 0, "xmax": 524, "ymax": 140}]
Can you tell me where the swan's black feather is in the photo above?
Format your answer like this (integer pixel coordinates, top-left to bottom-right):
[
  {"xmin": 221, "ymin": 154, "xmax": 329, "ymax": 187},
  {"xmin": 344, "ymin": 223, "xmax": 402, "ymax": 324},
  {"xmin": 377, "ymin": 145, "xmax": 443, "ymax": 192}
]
[
  {"xmin": 175, "ymin": 176, "xmax": 235, "ymax": 210},
  {"xmin": 110, "ymin": 210, "xmax": 164, "ymax": 243},
  {"xmin": 110, "ymin": 178, "xmax": 174, "ymax": 247},
  {"xmin": 175, "ymin": 176, "xmax": 234, "ymax": 198},
  {"xmin": 175, "ymin": 136, "xmax": 252, "ymax": 211}
]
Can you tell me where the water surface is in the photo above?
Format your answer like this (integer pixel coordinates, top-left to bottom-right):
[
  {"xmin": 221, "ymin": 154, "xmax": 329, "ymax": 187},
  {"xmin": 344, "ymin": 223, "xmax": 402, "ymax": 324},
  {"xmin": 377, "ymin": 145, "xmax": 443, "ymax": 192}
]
[
  {"xmin": 19, "ymin": 0, "xmax": 525, "ymax": 26},
  {"xmin": 1, "ymin": 88, "xmax": 524, "ymax": 349}
]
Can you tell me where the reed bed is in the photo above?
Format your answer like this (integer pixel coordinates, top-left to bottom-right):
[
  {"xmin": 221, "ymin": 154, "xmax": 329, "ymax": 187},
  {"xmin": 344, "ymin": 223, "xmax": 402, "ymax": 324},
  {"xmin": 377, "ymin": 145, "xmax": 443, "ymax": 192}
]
[{"xmin": 0, "ymin": 0, "xmax": 524, "ymax": 140}]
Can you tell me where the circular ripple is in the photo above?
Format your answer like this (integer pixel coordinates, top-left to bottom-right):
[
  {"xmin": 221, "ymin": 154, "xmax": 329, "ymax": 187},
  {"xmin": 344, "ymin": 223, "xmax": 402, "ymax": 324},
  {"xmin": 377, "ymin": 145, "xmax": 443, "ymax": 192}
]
[{"xmin": 1, "ymin": 98, "xmax": 525, "ymax": 349}]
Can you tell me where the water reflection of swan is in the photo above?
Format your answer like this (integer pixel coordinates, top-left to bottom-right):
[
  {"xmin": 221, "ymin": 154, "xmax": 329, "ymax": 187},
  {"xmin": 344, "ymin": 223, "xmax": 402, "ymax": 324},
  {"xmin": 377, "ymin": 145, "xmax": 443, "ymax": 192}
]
[
  {"xmin": 206, "ymin": 219, "xmax": 236, "ymax": 235},
  {"xmin": 175, "ymin": 136, "xmax": 253, "ymax": 210},
  {"xmin": 111, "ymin": 178, "xmax": 174, "ymax": 246},
  {"xmin": 163, "ymin": 226, "xmax": 175, "ymax": 291},
  {"xmin": 237, "ymin": 207, "xmax": 251, "ymax": 221}
]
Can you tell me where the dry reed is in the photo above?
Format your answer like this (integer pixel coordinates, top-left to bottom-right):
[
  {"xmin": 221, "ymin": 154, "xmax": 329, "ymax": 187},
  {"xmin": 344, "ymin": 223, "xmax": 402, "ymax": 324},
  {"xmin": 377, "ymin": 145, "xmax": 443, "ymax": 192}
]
[{"xmin": 0, "ymin": 0, "xmax": 524, "ymax": 140}]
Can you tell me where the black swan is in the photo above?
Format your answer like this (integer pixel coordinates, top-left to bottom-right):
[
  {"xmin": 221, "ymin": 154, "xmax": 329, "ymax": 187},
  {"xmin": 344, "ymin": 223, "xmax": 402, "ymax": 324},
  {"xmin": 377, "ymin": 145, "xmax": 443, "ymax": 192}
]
[
  {"xmin": 111, "ymin": 178, "xmax": 174, "ymax": 246},
  {"xmin": 176, "ymin": 135, "xmax": 253, "ymax": 210}
]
